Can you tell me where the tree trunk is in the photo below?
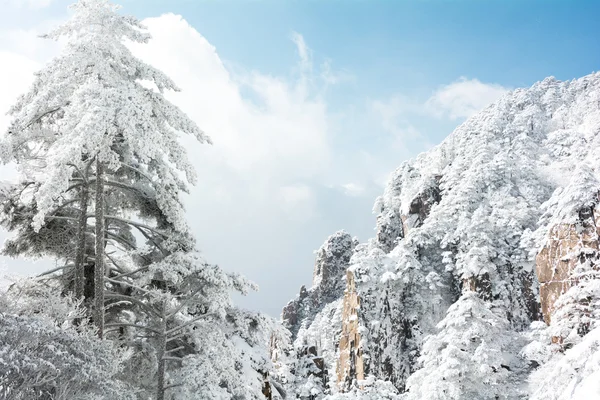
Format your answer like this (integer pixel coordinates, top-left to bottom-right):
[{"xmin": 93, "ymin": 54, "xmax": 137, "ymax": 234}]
[
  {"xmin": 74, "ymin": 184, "xmax": 88, "ymax": 301},
  {"xmin": 94, "ymin": 160, "xmax": 105, "ymax": 338},
  {"xmin": 157, "ymin": 303, "xmax": 167, "ymax": 400}
]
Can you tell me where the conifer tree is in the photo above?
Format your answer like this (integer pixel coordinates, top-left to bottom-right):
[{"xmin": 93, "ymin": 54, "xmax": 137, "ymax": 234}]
[
  {"xmin": 1, "ymin": 0, "xmax": 209, "ymax": 333},
  {"xmin": 404, "ymin": 291, "xmax": 523, "ymax": 400},
  {"xmin": 1, "ymin": 1, "xmax": 276, "ymax": 398}
]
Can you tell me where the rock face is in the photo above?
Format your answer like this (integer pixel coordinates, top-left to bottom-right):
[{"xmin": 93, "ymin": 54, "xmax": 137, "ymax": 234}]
[
  {"xmin": 278, "ymin": 72, "xmax": 600, "ymax": 398},
  {"xmin": 375, "ymin": 174, "xmax": 442, "ymax": 253},
  {"xmin": 400, "ymin": 175, "xmax": 442, "ymax": 236},
  {"xmin": 336, "ymin": 270, "xmax": 364, "ymax": 389},
  {"xmin": 282, "ymin": 231, "xmax": 357, "ymax": 338},
  {"xmin": 312, "ymin": 233, "xmax": 354, "ymax": 289},
  {"xmin": 536, "ymin": 201, "xmax": 600, "ymax": 324},
  {"xmin": 279, "ymin": 231, "xmax": 357, "ymax": 398}
]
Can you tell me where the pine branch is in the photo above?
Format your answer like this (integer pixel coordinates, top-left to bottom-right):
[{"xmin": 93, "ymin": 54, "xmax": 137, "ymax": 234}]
[
  {"xmin": 103, "ymin": 215, "xmax": 170, "ymax": 238},
  {"xmin": 162, "ymin": 356, "xmax": 183, "ymax": 362},
  {"xmin": 166, "ymin": 287, "xmax": 203, "ymax": 319},
  {"xmin": 104, "ymin": 292, "xmax": 158, "ymax": 319},
  {"xmin": 104, "ymin": 322, "xmax": 161, "ymax": 335},
  {"xmin": 164, "ymin": 346, "xmax": 185, "ymax": 354},
  {"xmin": 163, "ymin": 383, "xmax": 183, "ymax": 390},
  {"xmin": 166, "ymin": 313, "xmax": 217, "ymax": 336},
  {"xmin": 111, "ymin": 265, "xmax": 150, "ymax": 279},
  {"xmin": 119, "ymin": 162, "xmax": 155, "ymax": 183},
  {"xmin": 24, "ymin": 105, "xmax": 64, "ymax": 128}
]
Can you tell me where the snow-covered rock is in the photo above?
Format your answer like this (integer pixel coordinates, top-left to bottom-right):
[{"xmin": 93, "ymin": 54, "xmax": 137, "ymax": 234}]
[{"xmin": 279, "ymin": 72, "xmax": 600, "ymax": 399}]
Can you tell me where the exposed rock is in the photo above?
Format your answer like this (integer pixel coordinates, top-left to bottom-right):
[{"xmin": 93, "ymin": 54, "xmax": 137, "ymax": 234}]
[
  {"xmin": 535, "ymin": 203, "xmax": 600, "ymax": 324},
  {"xmin": 462, "ymin": 272, "xmax": 493, "ymax": 301},
  {"xmin": 337, "ymin": 270, "xmax": 364, "ymax": 390},
  {"xmin": 334, "ymin": 179, "xmax": 445, "ymax": 392},
  {"xmin": 261, "ymin": 371, "xmax": 273, "ymax": 400},
  {"xmin": 277, "ymin": 231, "xmax": 357, "ymax": 397},
  {"xmin": 401, "ymin": 176, "xmax": 442, "ymax": 236},
  {"xmin": 376, "ymin": 210, "xmax": 403, "ymax": 253},
  {"xmin": 282, "ymin": 231, "xmax": 357, "ymax": 338},
  {"xmin": 301, "ymin": 345, "xmax": 328, "ymax": 381},
  {"xmin": 313, "ymin": 233, "xmax": 354, "ymax": 287},
  {"xmin": 375, "ymin": 174, "xmax": 442, "ymax": 252}
]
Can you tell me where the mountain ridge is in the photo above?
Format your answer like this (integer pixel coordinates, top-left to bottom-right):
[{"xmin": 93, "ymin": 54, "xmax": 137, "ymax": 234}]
[{"xmin": 276, "ymin": 71, "xmax": 600, "ymax": 399}]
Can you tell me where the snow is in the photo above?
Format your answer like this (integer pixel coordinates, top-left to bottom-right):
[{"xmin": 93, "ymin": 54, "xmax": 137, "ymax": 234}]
[
  {"xmin": 1, "ymin": 0, "xmax": 600, "ymax": 398},
  {"xmin": 0, "ymin": 1, "xmax": 276, "ymax": 398},
  {"xmin": 278, "ymin": 71, "xmax": 600, "ymax": 398},
  {"xmin": 530, "ymin": 326, "xmax": 600, "ymax": 400}
]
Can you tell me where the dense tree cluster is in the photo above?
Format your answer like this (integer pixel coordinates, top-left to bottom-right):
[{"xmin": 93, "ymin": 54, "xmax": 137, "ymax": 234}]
[{"xmin": 275, "ymin": 73, "xmax": 600, "ymax": 399}]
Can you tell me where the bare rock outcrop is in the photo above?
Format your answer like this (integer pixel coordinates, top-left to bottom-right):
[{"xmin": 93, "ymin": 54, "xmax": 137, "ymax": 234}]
[
  {"xmin": 336, "ymin": 270, "xmax": 364, "ymax": 389},
  {"xmin": 278, "ymin": 231, "xmax": 357, "ymax": 397},
  {"xmin": 375, "ymin": 174, "xmax": 442, "ymax": 252},
  {"xmin": 282, "ymin": 231, "xmax": 357, "ymax": 337},
  {"xmin": 536, "ymin": 202, "xmax": 600, "ymax": 324},
  {"xmin": 400, "ymin": 175, "xmax": 442, "ymax": 236}
]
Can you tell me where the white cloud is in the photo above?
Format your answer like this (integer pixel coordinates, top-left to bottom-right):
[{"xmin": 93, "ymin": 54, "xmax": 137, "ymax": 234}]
[
  {"xmin": 278, "ymin": 184, "xmax": 316, "ymax": 220},
  {"xmin": 370, "ymin": 95, "xmax": 425, "ymax": 150},
  {"xmin": 128, "ymin": 16, "xmax": 331, "ymax": 191},
  {"xmin": 368, "ymin": 77, "xmax": 508, "ymax": 164},
  {"xmin": 320, "ymin": 59, "xmax": 354, "ymax": 85},
  {"xmin": 425, "ymin": 77, "xmax": 509, "ymax": 120},
  {"xmin": 0, "ymin": 23, "xmax": 63, "ymax": 62},
  {"xmin": 341, "ymin": 182, "xmax": 366, "ymax": 197},
  {"xmin": 289, "ymin": 32, "xmax": 353, "ymax": 92},
  {"xmin": 291, "ymin": 31, "xmax": 312, "ymax": 75}
]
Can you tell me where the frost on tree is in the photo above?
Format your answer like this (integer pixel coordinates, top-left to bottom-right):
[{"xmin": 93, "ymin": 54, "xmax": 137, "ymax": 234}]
[
  {"xmin": 278, "ymin": 73, "xmax": 600, "ymax": 398},
  {"xmin": 404, "ymin": 292, "xmax": 526, "ymax": 400},
  {"xmin": 1, "ymin": 0, "xmax": 208, "ymax": 334},
  {"xmin": 346, "ymin": 73, "xmax": 600, "ymax": 395},
  {"xmin": 0, "ymin": 279, "xmax": 134, "ymax": 399},
  {"xmin": 0, "ymin": 1, "xmax": 277, "ymax": 398}
]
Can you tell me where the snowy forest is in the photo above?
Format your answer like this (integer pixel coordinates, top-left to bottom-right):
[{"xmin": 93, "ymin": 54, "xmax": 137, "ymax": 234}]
[{"xmin": 0, "ymin": 0, "xmax": 599, "ymax": 399}]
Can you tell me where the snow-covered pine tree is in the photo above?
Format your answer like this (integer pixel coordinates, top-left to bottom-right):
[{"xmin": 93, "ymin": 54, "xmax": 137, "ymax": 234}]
[
  {"xmin": 0, "ymin": 278, "xmax": 134, "ymax": 399},
  {"xmin": 0, "ymin": 0, "xmax": 209, "ymax": 334},
  {"xmin": 1, "ymin": 1, "xmax": 277, "ymax": 398},
  {"xmin": 404, "ymin": 291, "xmax": 524, "ymax": 400},
  {"xmin": 102, "ymin": 251, "xmax": 273, "ymax": 399}
]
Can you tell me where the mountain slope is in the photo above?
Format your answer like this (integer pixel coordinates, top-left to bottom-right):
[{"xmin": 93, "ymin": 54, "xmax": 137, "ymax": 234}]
[{"xmin": 277, "ymin": 72, "xmax": 600, "ymax": 399}]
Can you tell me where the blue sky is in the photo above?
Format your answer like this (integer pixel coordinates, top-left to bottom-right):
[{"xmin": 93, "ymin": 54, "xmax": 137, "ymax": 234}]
[
  {"xmin": 122, "ymin": 0, "xmax": 600, "ymax": 164},
  {"xmin": 0, "ymin": 0, "xmax": 599, "ymax": 315},
  {"xmin": 123, "ymin": 0, "xmax": 600, "ymax": 97}
]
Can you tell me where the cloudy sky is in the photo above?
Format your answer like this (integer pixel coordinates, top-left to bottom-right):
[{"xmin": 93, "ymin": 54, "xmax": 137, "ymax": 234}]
[{"xmin": 1, "ymin": 0, "xmax": 599, "ymax": 316}]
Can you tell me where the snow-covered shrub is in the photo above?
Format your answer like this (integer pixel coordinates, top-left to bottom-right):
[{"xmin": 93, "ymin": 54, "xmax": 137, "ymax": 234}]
[{"xmin": 0, "ymin": 279, "xmax": 133, "ymax": 400}]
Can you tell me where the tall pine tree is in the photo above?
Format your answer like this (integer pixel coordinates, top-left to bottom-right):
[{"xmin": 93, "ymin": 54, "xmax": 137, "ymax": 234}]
[{"xmin": 0, "ymin": 1, "xmax": 276, "ymax": 398}]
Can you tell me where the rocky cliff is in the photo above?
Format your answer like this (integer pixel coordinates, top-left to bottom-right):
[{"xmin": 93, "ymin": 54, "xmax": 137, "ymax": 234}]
[
  {"xmin": 278, "ymin": 72, "xmax": 600, "ymax": 399},
  {"xmin": 536, "ymin": 200, "xmax": 600, "ymax": 324},
  {"xmin": 280, "ymin": 231, "xmax": 357, "ymax": 399}
]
